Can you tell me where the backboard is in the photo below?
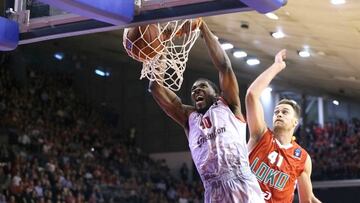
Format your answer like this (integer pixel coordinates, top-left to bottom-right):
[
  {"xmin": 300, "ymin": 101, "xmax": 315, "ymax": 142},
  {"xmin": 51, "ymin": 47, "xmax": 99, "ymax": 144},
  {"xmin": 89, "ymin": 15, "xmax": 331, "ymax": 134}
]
[{"xmin": 1, "ymin": 0, "xmax": 286, "ymax": 49}]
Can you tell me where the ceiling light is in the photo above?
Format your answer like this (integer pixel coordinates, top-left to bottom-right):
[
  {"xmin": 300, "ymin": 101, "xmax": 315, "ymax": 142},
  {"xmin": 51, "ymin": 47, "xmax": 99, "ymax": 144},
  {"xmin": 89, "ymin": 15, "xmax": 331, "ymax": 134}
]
[
  {"xmin": 333, "ymin": 100, "xmax": 339, "ymax": 106},
  {"xmin": 246, "ymin": 58, "xmax": 260, "ymax": 66},
  {"xmin": 221, "ymin": 43, "xmax": 234, "ymax": 50},
  {"xmin": 271, "ymin": 31, "xmax": 285, "ymax": 39},
  {"xmin": 298, "ymin": 50, "xmax": 310, "ymax": 58},
  {"xmin": 95, "ymin": 68, "xmax": 110, "ymax": 77},
  {"xmin": 331, "ymin": 0, "xmax": 346, "ymax": 5},
  {"xmin": 233, "ymin": 50, "xmax": 247, "ymax": 58},
  {"xmin": 265, "ymin": 12, "xmax": 279, "ymax": 20},
  {"xmin": 54, "ymin": 52, "xmax": 64, "ymax": 60}
]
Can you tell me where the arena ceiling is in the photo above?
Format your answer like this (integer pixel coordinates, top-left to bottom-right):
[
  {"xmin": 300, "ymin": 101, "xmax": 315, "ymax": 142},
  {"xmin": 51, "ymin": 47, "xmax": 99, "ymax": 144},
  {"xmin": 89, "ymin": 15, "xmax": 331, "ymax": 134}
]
[
  {"xmin": 203, "ymin": 0, "xmax": 360, "ymax": 101},
  {"xmin": 16, "ymin": 0, "xmax": 360, "ymax": 101}
]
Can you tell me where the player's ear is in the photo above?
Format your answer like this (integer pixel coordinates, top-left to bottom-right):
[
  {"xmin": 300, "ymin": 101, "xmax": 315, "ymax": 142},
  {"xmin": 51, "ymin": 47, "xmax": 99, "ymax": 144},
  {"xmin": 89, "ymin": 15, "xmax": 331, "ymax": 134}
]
[
  {"xmin": 213, "ymin": 89, "xmax": 219, "ymax": 97},
  {"xmin": 293, "ymin": 118, "xmax": 298, "ymax": 127}
]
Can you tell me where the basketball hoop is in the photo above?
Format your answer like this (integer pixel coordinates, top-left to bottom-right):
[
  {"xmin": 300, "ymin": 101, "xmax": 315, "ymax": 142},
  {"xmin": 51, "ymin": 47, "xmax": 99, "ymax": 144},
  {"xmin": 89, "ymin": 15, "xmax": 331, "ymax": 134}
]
[{"xmin": 123, "ymin": 18, "xmax": 202, "ymax": 91}]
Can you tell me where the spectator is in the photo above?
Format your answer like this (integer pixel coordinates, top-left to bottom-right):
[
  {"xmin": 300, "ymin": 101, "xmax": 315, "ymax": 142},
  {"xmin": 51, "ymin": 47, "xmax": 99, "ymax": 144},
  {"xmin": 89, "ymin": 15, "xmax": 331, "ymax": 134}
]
[{"xmin": 179, "ymin": 163, "xmax": 189, "ymax": 182}]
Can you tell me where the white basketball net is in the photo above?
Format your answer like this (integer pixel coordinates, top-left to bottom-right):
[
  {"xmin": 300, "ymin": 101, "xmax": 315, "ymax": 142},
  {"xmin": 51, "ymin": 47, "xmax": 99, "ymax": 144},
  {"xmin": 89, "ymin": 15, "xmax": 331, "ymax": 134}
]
[{"xmin": 123, "ymin": 19, "xmax": 201, "ymax": 91}]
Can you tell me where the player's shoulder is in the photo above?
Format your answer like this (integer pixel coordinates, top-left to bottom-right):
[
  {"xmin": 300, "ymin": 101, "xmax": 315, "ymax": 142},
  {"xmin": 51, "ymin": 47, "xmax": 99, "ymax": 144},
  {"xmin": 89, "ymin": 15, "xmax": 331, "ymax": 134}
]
[
  {"xmin": 262, "ymin": 128, "xmax": 275, "ymax": 140},
  {"xmin": 184, "ymin": 105, "xmax": 196, "ymax": 115},
  {"xmin": 215, "ymin": 97, "xmax": 229, "ymax": 108},
  {"xmin": 290, "ymin": 141, "xmax": 309, "ymax": 160},
  {"xmin": 292, "ymin": 141, "xmax": 308, "ymax": 153}
]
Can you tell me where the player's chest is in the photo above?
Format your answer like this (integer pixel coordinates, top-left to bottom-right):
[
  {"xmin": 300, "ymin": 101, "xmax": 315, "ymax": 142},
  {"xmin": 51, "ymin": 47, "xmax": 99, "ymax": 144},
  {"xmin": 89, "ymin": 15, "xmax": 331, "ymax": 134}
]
[{"xmin": 257, "ymin": 148, "xmax": 304, "ymax": 176}]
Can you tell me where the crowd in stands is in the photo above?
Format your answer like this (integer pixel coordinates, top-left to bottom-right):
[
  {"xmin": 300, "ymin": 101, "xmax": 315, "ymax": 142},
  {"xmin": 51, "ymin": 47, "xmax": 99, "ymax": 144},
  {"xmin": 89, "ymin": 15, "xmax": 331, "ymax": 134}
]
[
  {"xmin": 299, "ymin": 118, "xmax": 360, "ymax": 180},
  {"xmin": 0, "ymin": 66, "xmax": 204, "ymax": 203}
]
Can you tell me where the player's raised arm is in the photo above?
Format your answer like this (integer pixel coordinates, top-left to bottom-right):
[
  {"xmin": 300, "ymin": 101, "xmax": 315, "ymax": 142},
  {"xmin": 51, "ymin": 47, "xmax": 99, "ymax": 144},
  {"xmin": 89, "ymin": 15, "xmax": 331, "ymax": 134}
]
[
  {"xmin": 199, "ymin": 21, "xmax": 243, "ymax": 120},
  {"xmin": 246, "ymin": 49, "xmax": 287, "ymax": 149}
]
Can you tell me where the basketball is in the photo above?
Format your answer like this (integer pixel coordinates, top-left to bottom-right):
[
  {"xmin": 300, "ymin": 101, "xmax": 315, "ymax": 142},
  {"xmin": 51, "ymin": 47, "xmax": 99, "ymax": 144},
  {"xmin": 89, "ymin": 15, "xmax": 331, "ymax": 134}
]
[
  {"xmin": 123, "ymin": 24, "xmax": 164, "ymax": 62},
  {"xmin": 122, "ymin": 19, "xmax": 202, "ymax": 91}
]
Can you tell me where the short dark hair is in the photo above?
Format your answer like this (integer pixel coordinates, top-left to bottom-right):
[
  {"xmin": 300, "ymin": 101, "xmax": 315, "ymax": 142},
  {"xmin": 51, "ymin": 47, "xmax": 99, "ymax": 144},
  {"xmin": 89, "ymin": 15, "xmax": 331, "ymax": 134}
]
[
  {"xmin": 194, "ymin": 78, "xmax": 220, "ymax": 95},
  {"xmin": 277, "ymin": 99, "xmax": 301, "ymax": 118}
]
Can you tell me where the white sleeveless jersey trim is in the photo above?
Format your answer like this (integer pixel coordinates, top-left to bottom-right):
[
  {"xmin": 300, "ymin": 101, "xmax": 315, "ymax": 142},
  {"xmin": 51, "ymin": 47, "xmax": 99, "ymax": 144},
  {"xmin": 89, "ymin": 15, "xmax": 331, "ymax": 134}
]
[{"xmin": 188, "ymin": 99, "xmax": 250, "ymax": 181}]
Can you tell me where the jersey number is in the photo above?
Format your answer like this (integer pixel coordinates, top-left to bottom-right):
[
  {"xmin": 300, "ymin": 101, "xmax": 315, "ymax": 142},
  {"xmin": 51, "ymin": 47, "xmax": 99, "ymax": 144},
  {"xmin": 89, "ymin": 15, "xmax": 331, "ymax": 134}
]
[
  {"xmin": 268, "ymin": 151, "xmax": 284, "ymax": 167},
  {"xmin": 200, "ymin": 116, "xmax": 212, "ymax": 129}
]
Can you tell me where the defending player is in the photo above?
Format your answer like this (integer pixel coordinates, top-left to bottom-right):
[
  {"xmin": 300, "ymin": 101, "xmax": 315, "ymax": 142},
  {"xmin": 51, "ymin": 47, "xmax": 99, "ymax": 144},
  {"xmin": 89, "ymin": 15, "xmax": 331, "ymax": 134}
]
[{"xmin": 246, "ymin": 49, "xmax": 321, "ymax": 203}]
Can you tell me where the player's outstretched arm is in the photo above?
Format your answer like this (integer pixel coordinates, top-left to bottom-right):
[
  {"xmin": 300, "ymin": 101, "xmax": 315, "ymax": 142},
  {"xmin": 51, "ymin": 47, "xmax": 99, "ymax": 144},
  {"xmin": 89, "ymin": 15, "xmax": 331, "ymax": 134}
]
[
  {"xmin": 149, "ymin": 80, "xmax": 193, "ymax": 129},
  {"xmin": 297, "ymin": 155, "xmax": 322, "ymax": 203},
  {"xmin": 199, "ymin": 21, "xmax": 243, "ymax": 121},
  {"xmin": 246, "ymin": 49, "xmax": 287, "ymax": 150}
]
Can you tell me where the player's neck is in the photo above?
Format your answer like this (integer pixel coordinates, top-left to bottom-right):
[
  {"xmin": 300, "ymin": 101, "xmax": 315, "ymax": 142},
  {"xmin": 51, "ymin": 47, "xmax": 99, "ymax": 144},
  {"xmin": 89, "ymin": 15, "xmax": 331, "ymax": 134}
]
[{"xmin": 274, "ymin": 128, "xmax": 293, "ymax": 145}]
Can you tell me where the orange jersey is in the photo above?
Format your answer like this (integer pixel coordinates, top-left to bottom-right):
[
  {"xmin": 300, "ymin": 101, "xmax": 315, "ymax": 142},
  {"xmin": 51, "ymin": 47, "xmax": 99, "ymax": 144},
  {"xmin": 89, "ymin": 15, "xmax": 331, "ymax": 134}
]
[{"xmin": 249, "ymin": 129, "xmax": 308, "ymax": 203}]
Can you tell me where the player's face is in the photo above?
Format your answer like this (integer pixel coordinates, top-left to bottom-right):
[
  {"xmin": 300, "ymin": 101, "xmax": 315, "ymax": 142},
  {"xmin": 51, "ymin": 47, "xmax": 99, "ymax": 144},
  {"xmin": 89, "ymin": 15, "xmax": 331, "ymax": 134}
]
[
  {"xmin": 191, "ymin": 80, "xmax": 217, "ymax": 113},
  {"xmin": 273, "ymin": 104, "xmax": 298, "ymax": 131}
]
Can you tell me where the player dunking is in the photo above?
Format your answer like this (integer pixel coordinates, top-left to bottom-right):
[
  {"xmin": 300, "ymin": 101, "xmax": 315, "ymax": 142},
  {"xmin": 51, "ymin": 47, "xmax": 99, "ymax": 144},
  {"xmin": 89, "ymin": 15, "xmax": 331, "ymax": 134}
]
[
  {"xmin": 246, "ymin": 49, "xmax": 321, "ymax": 203},
  {"xmin": 149, "ymin": 20, "xmax": 264, "ymax": 202}
]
